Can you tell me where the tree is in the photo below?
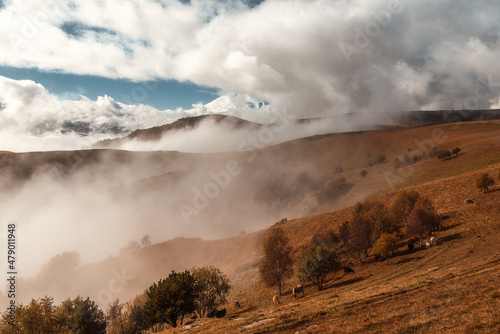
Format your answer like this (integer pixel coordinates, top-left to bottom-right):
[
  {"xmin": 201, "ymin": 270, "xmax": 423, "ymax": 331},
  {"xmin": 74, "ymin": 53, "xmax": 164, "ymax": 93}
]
[
  {"xmin": 141, "ymin": 235, "xmax": 151, "ymax": 248},
  {"xmin": 258, "ymin": 227, "xmax": 293, "ymax": 295},
  {"xmin": 3, "ymin": 296, "xmax": 67, "ymax": 334},
  {"xmin": 364, "ymin": 201, "xmax": 398, "ymax": 243},
  {"xmin": 106, "ymin": 298, "xmax": 146, "ymax": 334},
  {"xmin": 437, "ymin": 150, "xmax": 452, "ymax": 160},
  {"xmin": 311, "ymin": 230, "xmax": 340, "ymax": 249},
  {"xmin": 192, "ymin": 266, "xmax": 231, "ymax": 318},
  {"xmin": 338, "ymin": 221, "xmax": 350, "ymax": 243},
  {"xmin": 106, "ymin": 299, "xmax": 125, "ymax": 334},
  {"xmin": 476, "ymin": 173, "xmax": 495, "ymax": 192},
  {"xmin": 295, "ymin": 245, "xmax": 342, "ymax": 290},
  {"xmin": 372, "ymin": 233, "xmax": 399, "ymax": 264},
  {"xmin": 344, "ymin": 214, "xmax": 373, "ymax": 263},
  {"xmin": 391, "ymin": 190, "xmax": 420, "ymax": 225},
  {"xmin": 70, "ymin": 297, "xmax": 107, "ymax": 334},
  {"xmin": 452, "ymin": 147, "xmax": 461, "ymax": 156},
  {"xmin": 406, "ymin": 198, "xmax": 441, "ymax": 245},
  {"xmin": 143, "ymin": 271, "xmax": 197, "ymax": 328}
]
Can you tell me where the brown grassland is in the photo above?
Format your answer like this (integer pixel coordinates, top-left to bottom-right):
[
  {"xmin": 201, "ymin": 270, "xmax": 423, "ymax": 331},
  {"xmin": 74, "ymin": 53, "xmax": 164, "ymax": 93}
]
[
  {"xmin": 140, "ymin": 120, "xmax": 500, "ymax": 333},
  {"xmin": 3, "ymin": 120, "xmax": 500, "ymax": 333}
]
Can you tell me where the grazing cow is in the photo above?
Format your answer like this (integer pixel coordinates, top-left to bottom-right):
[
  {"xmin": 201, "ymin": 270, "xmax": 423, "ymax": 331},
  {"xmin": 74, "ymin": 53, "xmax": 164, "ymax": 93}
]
[
  {"xmin": 464, "ymin": 199, "xmax": 474, "ymax": 204},
  {"xmin": 216, "ymin": 309, "xmax": 226, "ymax": 318},
  {"xmin": 273, "ymin": 294, "xmax": 280, "ymax": 305},
  {"xmin": 292, "ymin": 284, "xmax": 304, "ymax": 298},
  {"xmin": 407, "ymin": 241, "xmax": 414, "ymax": 252},
  {"xmin": 430, "ymin": 236, "xmax": 437, "ymax": 247},
  {"xmin": 343, "ymin": 266, "xmax": 355, "ymax": 275},
  {"xmin": 234, "ymin": 300, "xmax": 241, "ymax": 308}
]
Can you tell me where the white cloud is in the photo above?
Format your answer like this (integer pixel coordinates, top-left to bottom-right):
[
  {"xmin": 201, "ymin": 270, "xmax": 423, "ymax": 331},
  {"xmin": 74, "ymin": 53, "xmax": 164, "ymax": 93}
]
[
  {"xmin": 0, "ymin": 76, "xmax": 190, "ymax": 151},
  {"xmin": 0, "ymin": 0, "xmax": 500, "ymax": 145}
]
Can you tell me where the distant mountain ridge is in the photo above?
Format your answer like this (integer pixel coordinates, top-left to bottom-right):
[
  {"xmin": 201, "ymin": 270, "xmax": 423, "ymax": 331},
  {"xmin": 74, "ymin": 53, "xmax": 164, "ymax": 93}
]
[{"xmin": 94, "ymin": 114, "xmax": 262, "ymax": 148}]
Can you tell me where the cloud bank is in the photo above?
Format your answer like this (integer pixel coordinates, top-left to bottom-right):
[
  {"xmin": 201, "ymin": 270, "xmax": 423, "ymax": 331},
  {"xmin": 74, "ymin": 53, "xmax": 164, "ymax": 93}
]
[
  {"xmin": 1, "ymin": 0, "xmax": 500, "ymax": 150},
  {"xmin": 1, "ymin": 0, "xmax": 500, "ymax": 115}
]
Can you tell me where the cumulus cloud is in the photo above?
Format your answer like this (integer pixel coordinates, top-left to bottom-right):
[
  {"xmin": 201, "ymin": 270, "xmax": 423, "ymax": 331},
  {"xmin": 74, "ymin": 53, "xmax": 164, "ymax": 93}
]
[
  {"xmin": 0, "ymin": 0, "xmax": 499, "ymax": 122},
  {"xmin": 0, "ymin": 75, "xmax": 191, "ymax": 151}
]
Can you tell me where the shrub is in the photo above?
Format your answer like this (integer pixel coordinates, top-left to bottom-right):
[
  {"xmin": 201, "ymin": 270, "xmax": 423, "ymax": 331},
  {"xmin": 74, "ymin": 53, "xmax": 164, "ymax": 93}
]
[
  {"xmin": 377, "ymin": 155, "xmax": 386, "ymax": 163},
  {"xmin": 295, "ymin": 245, "xmax": 342, "ymax": 290},
  {"xmin": 437, "ymin": 150, "xmax": 452, "ymax": 160},
  {"xmin": 476, "ymin": 173, "xmax": 495, "ymax": 192},
  {"xmin": 314, "ymin": 176, "xmax": 348, "ymax": 203},
  {"xmin": 312, "ymin": 230, "xmax": 341, "ymax": 249},
  {"xmin": 334, "ymin": 166, "xmax": 344, "ymax": 175},
  {"xmin": 372, "ymin": 233, "xmax": 399, "ymax": 264},
  {"xmin": 452, "ymin": 147, "xmax": 461, "ymax": 156},
  {"xmin": 360, "ymin": 170, "xmax": 368, "ymax": 177}
]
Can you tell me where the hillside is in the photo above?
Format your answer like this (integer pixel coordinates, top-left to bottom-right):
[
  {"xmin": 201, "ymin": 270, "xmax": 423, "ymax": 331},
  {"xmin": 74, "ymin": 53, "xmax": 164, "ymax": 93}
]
[
  {"xmin": 4, "ymin": 119, "xmax": 499, "ymax": 333},
  {"xmin": 49, "ymin": 157, "xmax": 500, "ymax": 334}
]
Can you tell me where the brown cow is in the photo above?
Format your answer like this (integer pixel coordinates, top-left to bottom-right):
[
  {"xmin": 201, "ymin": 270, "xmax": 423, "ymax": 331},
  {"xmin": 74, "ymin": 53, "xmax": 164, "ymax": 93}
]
[
  {"xmin": 292, "ymin": 284, "xmax": 304, "ymax": 298},
  {"xmin": 273, "ymin": 294, "xmax": 280, "ymax": 304}
]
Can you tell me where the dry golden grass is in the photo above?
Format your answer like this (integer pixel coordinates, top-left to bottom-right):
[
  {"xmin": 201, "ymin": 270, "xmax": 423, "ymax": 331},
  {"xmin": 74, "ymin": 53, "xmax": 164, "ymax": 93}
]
[
  {"xmin": 9, "ymin": 120, "xmax": 499, "ymax": 333},
  {"xmin": 147, "ymin": 120, "xmax": 500, "ymax": 334}
]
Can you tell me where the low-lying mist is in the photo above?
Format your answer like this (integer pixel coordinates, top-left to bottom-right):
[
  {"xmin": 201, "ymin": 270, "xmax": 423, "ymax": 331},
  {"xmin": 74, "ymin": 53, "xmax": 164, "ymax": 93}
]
[{"xmin": 0, "ymin": 112, "xmax": 403, "ymax": 306}]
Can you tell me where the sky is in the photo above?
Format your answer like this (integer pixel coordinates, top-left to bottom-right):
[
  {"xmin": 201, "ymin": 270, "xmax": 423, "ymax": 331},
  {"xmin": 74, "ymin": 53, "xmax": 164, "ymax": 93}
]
[{"xmin": 1, "ymin": 0, "xmax": 500, "ymax": 152}]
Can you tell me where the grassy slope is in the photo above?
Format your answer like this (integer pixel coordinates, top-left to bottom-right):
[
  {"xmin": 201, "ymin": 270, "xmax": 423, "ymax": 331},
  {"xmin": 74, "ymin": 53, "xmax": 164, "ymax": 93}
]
[
  {"xmin": 8, "ymin": 121, "xmax": 500, "ymax": 332},
  {"xmin": 150, "ymin": 121, "xmax": 500, "ymax": 333},
  {"xmin": 158, "ymin": 162, "xmax": 500, "ymax": 334}
]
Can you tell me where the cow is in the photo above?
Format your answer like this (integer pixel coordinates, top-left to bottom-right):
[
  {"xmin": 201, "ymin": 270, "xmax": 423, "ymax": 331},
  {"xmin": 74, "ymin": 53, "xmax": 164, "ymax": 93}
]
[
  {"xmin": 234, "ymin": 300, "xmax": 241, "ymax": 308},
  {"xmin": 343, "ymin": 266, "xmax": 355, "ymax": 275},
  {"xmin": 292, "ymin": 284, "xmax": 304, "ymax": 298},
  {"xmin": 216, "ymin": 309, "xmax": 226, "ymax": 318},
  {"xmin": 207, "ymin": 309, "xmax": 217, "ymax": 318},
  {"xmin": 407, "ymin": 241, "xmax": 414, "ymax": 252},
  {"xmin": 430, "ymin": 236, "xmax": 437, "ymax": 247},
  {"xmin": 464, "ymin": 199, "xmax": 474, "ymax": 204},
  {"xmin": 273, "ymin": 294, "xmax": 280, "ymax": 305}
]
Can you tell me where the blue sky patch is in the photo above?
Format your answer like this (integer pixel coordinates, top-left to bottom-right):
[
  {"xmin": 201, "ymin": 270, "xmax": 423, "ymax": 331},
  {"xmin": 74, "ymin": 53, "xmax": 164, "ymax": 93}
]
[{"xmin": 0, "ymin": 66, "xmax": 219, "ymax": 110}]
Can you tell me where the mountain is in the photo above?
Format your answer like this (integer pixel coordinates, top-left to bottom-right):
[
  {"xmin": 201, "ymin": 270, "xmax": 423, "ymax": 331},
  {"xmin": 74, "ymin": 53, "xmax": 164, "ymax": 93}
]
[{"xmin": 93, "ymin": 114, "xmax": 263, "ymax": 148}]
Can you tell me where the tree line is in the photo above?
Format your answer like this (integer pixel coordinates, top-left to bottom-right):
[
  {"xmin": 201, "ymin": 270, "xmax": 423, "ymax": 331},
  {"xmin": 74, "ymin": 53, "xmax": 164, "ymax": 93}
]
[
  {"xmin": 259, "ymin": 189, "xmax": 443, "ymax": 293},
  {"xmin": 0, "ymin": 266, "xmax": 231, "ymax": 334}
]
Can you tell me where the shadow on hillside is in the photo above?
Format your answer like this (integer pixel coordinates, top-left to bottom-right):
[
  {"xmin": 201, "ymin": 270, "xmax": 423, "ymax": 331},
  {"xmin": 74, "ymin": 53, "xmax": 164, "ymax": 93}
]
[
  {"xmin": 394, "ymin": 256, "xmax": 424, "ymax": 265},
  {"xmin": 329, "ymin": 275, "xmax": 370, "ymax": 289},
  {"xmin": 227, "ymin": 306, "xmax": 258, "ymax": 318},
  {"xmin": 439, "ymin": 232, "xmax": 462, "ymax": 243},
  {"xmin": 441, "ymin": 223, "xmax": 462, "ymax": 231}
]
